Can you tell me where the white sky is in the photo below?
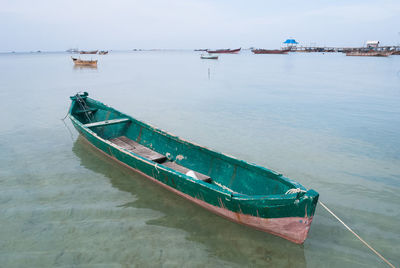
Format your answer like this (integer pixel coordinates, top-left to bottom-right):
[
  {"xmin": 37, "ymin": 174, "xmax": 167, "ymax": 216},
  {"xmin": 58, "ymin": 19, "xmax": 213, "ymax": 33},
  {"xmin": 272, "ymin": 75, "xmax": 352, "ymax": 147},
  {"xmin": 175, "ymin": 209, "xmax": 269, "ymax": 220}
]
[{"xmin": 1, "ymin": 0, "xmax": 399, "ymax": 51}]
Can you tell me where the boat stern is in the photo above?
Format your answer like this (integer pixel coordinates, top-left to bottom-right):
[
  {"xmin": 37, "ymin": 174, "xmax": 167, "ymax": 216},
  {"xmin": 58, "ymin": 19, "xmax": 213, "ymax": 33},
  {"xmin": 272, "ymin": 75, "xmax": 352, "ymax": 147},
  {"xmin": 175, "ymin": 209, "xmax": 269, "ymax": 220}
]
[
  {"xmin": 227, "ymin": 188, "xmax": 319, "ymax": 244},
  {"xmin": 275, "ymin": 189, "xmax": 319, "ymax": 243}
]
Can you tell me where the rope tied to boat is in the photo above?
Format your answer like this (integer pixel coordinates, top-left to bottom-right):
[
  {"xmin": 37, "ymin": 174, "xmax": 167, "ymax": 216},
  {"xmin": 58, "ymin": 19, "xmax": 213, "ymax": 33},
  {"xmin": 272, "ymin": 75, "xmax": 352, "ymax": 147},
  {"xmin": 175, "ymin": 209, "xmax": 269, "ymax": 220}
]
[
  {"xmin": 285, "ymin": 188, "xmax": 306, "ymax": 195},
  {"xmin": 75, "ymin": 93, "xmax": 94, "ymax": 123},
  {"xmin": 61, "ymin": 102, "xmax": 72, "ymax": 121},
  {"xmin": 319, "ymin": 201, "xmax": 395, "ymax": 268},
  {"xmin": 62, "ymin": 91, "xmax": 85, "ymax": 121},
  {"xmin": 213, "ymin": 181, "xmax": 235, "ymax": 193}
]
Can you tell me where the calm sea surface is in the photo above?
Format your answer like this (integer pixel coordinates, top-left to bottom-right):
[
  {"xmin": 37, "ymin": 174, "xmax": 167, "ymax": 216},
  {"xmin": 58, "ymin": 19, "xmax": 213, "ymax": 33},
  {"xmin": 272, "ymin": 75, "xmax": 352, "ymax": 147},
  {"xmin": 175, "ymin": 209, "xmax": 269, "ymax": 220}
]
[{"xmin": 0, "ymin": 51, "xmax": 399, "ymax": 267}]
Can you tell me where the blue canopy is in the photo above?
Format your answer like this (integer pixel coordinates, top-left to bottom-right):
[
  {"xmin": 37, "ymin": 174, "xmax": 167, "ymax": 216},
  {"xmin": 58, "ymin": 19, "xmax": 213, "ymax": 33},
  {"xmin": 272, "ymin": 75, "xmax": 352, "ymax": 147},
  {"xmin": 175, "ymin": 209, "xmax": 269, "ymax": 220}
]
[{"xmin": 283, "ymin": 39, "xmax": 298, "ymax": 44}]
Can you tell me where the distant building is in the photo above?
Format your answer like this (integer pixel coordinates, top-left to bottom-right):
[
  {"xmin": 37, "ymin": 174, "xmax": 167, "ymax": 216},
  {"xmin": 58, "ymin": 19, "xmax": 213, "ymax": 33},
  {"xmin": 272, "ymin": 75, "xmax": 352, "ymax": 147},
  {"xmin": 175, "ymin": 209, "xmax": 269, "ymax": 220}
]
[
  {"xmin": 283, "ymin": 38, "xmax": 299, "ymax": 49},
  {"xmin": 366, "ymin": 41, "xmax": 379, "ymax": 48}
]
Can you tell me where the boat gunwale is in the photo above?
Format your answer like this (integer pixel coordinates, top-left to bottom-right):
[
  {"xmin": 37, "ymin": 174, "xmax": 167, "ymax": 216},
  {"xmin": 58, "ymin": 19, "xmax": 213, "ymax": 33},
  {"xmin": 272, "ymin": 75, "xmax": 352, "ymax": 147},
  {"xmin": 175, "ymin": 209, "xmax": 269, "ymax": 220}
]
[
  {"xmin": 69, "ymin": 113, "xmax": 237, "ymax": 197},
  {"xmin": 69, "ymin": 96, "xmax": 308, "ymax": 200}
]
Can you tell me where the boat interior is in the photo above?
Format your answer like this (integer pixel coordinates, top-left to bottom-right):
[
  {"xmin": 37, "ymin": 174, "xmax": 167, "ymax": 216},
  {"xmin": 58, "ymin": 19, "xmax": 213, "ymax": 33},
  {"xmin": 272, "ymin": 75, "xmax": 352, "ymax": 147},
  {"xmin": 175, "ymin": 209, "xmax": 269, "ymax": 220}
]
[{"xmin": 72, "ymin": 96, "xmax": 295, "ymax": 196}]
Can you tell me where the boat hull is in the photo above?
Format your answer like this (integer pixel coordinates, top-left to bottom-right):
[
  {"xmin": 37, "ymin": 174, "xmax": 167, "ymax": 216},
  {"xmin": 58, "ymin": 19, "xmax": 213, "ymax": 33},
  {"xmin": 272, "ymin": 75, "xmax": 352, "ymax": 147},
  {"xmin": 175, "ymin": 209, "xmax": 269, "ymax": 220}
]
[
  {"xmin": 201, "ymin": 56, "xmax": 218, "ymax": 59},
  {"xmin": 207, "ymin": 48, "xmax": 241, "ymax": 54},
  {"xmin": 71, "ymin": 57, "xmax": 97, "ymax": 66},
  {"xmin": 77, "ymin": 132, "xmax": 314, "ymax": 244},
  {"xmin": 80, "ymin": 50, "xmax": 98, "ymax": 54},
  {"xmin": 68, "ymin": 94, "xmax": 319, "ymax": 244}
]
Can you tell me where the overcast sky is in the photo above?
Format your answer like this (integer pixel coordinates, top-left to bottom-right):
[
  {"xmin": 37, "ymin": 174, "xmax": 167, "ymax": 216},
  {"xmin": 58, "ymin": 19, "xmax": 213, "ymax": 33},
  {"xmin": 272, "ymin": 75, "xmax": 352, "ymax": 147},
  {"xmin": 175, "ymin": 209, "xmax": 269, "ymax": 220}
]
[{"xmin": 1, "ymin": 0, "xmax": 399, "ymax": 52}]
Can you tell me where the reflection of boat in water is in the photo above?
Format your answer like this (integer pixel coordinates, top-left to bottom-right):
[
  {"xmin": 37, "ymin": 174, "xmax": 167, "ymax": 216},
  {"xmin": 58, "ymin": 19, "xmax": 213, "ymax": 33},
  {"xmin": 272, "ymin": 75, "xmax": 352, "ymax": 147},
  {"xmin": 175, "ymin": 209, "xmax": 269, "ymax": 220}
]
[
  {"xmin": 80, "ymin": 50, "xmax": 98, "ymax": 54},
  {"xmin": 252, "ymin": 49, "xmax": 290, "ymax": 54},
  {"xmin": 72, "ymin": 136, "xmax": 307, "ymax": 266},
  {"xmin": 68, "ymin": 92, "xmax": 319, "ymax": 244},
  {"xmin": 73, "ymin": 65, "xmax": 98, "ymax": 70},
  {"xmin": 346, "ymin": 51, "xmax": 389, "ymax": 57},
  {"xmin": 200, "ymin": 54, "xmax": 218, "ymax": 60},
  {"xmin": 207, "ymin": 48, "xmax": 241, "ymax": 54},
  {"xmin": 71, "ymin": 57, "xmax": 98, "ymax": 67},
  {"xmin": 99, "ymin": 51, "xmax": 108, "ymax": 55}
]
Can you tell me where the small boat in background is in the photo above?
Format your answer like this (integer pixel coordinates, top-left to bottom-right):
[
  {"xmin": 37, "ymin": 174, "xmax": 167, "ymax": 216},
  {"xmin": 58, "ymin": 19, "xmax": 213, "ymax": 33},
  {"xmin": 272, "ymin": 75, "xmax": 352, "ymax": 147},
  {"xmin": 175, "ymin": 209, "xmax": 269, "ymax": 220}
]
[
  {"xmin": 71, "ymin": 57, "xmax": 98, "ymax": 67},
  {"xmin": 66, "ymin": 48, "xmax": 79, "ymax": 53},
  {"xmin": 252, "ymin": 49, "xmax": 290, "ymax": 54},
  {"xmin": 99, "ymin": 51, "xmax": 108, "ymax": 55},
  {"xmin": 68, "ymin": 92, "xmax": 319, "ymax": 244},
  {"xmin": 201, "ymin": 54, "xmax": 218, "ymax": 60},
  {"xmin": 80, "ymin": 50, "xmax": 98, "ymax": 54},
  {"xmin": 207, "ymin": 48, "xmax": 241, "ymax": 54}
]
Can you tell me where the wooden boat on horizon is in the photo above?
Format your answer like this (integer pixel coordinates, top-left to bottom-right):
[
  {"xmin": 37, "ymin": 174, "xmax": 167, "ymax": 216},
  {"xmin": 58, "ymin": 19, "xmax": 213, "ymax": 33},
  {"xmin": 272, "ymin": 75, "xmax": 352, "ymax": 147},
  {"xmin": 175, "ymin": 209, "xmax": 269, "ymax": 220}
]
[
  {"xmin": 207, "ymin": 48, "xmax": 241, "ymax": 54},
  {"xmin": 252, "ymin": 49, "xmax": 290, "ymax": 54},
  {"xmin": 68, "ymin": 92, "xmax": 319, "ymax": 244},
  {"xmin": 80, "ymin": 50, "xmax": 98, "ymax": 54},
  {"xmin": 71, "ymin": 57, "xmax": 97, "ymax": 67}
]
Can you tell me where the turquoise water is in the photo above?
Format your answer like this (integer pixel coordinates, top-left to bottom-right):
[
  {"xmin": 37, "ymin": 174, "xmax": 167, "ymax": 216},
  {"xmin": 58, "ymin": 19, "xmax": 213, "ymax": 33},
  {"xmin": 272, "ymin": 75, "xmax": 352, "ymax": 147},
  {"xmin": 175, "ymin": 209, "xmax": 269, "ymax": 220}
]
[{"xmin": 0, "ymin": 51, "xmax": 399, "ymax": 267}]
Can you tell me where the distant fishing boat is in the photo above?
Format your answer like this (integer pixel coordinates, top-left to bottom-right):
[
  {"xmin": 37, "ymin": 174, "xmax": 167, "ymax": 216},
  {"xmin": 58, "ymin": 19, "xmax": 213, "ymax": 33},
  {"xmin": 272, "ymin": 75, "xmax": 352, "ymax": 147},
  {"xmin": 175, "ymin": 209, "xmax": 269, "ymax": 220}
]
[
  {"xmin": 68, "ymin": 92, "xmax": 319, "ymax": 244},
  {"xmin": 80, "ymin": 50, "xmax": 98, "ymax": 54},
  {"xmin": 66, "ymin": 48, "xmax": 79, "ymax": 53},
  {"xmin": 346, "ymin": 51, "xmax": 389, "ymax": 57},
  {"xmin": 207, "ymin": 48, "xmax": 241, "ymax": 54},
  {"xmin": 99, "ymin": 51, "xmax": 108, "ymax": 55},
  {"xmin": 252, "ymin": 49, "xmax": 290, "ymax": 54},
  {"xmin": 71, "ymin": 57, "xmax": 97, "ymax": 67},
  {"xmin": 200, "ymin": 54, "xmax": 218, "ymax": 60}
]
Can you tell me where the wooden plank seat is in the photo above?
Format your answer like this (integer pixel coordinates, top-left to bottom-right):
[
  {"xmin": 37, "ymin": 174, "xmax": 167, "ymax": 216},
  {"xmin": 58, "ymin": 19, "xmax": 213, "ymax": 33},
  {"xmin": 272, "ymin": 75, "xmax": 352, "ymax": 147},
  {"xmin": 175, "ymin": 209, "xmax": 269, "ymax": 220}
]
[
  {"xmin": 109, "ymin": 136, "xmax": 166, "ymax": 163},
  {"xmin": 162, "ymin": 161, "xmax": 212, "ymax": 183},
  {"xmin": 84, "ymin": 118, "xmax": 130, "ymax": 128}
]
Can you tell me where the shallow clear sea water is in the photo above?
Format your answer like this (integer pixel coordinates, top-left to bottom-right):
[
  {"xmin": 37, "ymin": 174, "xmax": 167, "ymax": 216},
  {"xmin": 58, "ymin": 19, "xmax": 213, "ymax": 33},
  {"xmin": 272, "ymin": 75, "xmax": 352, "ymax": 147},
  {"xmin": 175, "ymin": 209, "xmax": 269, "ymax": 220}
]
[{"xmin": 0, "ymin": 50, "xmax": 399, "ymax": 267}]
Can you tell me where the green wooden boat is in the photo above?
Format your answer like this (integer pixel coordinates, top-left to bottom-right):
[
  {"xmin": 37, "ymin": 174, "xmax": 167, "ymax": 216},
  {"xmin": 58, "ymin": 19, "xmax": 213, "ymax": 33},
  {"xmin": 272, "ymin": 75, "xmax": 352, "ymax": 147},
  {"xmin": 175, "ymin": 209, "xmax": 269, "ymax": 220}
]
[{"xmin": 68, "ymin": 92, "xmax": 319, "ymax": 244}]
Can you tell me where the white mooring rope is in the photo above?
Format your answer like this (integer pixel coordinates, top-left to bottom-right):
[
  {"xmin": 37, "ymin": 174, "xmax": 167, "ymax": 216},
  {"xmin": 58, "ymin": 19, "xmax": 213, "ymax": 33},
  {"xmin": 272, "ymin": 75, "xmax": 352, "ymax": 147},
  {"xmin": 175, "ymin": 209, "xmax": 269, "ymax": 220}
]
[
  {"xmin": 285, "ymin": 188, "xmax": 306, "ymax": 195},
  {"xmin": 319, "ymin": 201, "xmax": 395, "ymax": 268}
]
